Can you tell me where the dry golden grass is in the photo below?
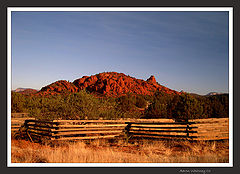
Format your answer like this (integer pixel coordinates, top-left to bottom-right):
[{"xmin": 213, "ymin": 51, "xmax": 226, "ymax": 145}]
[{"xmin": 11, "ymin": 138, "xmax": 229, "ymax": 163}]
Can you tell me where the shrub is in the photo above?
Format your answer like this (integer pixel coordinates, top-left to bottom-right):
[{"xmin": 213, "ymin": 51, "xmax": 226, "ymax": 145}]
[
  {"xmin": 144, "ymin": 100, "xmax": 169, "ymax": 118},
  {"xmin": 117, "ymin": 94, "xmax": 136, "ymax": 112},
  {"xmin": 135, "ymin": 95, "xmax": 147, "ymax": 108}
]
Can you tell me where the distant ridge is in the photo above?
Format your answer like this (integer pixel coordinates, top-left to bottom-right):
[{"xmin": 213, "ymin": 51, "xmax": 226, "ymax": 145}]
[
  {"xmin": 38, "ymin": 72, "xmax": 181, "ymax": 96},
  {"xmin": 12, "ymin": 88, "xmax": 38, "ymax": 94},
  {"xmin": 205, "ymin": 92, "xmax": 227, "ymax": 96}
]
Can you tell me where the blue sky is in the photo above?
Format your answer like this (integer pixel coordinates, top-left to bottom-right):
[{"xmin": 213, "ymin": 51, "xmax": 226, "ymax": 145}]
[{"xmin": 11, "ymin": 11, "xmax": 229, "ymax": 95}]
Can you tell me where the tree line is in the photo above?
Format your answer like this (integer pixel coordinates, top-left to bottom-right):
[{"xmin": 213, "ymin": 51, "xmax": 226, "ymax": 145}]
[
  {"xmin": 144, "ymin": 91, "xmax": 228, "ymax": 120},
  {"xmin": 11, "ymin": 90, "xmax": 229, "ymax": 120}
]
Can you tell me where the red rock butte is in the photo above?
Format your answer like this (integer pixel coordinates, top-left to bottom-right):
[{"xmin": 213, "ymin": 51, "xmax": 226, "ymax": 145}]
[{"xmin": 38, "ymin": 72, "xmax": 181, "ymax": 96}]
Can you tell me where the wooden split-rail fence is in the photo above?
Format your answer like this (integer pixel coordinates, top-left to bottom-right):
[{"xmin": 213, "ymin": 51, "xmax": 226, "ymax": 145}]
[{"xmin": 11, "ymin": 117, "xmax": 229, "ymax": 142}]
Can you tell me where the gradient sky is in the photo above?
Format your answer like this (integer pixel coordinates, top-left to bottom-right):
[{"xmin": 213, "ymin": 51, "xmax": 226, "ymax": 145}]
[{"xmin": 11, "ymin": 11, "xmax": 229, "ymax": 95}]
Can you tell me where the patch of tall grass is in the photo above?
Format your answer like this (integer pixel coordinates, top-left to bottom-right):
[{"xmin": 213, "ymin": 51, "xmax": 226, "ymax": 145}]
[{"xmin": 11, "ymin": 139, "xmax": 229, "ymax": 163}]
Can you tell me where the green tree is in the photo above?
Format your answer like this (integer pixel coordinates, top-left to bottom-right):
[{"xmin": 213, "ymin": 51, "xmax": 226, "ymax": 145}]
[
  {"xmin": 11, "ymin": 92, "xmax": 26, "ymax": 112},
  {"xmin": 144, "ymin": 100, "xmax": 168, "ymax": 118},
  {"xmin": 172, "ymin": 94, "xmax": 204, "ymax": 120}
]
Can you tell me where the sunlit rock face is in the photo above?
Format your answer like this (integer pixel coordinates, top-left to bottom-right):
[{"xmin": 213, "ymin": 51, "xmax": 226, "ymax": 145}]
[{"xmin": 38, "ymin": 72, "xmax": 181, "ymax": 96}]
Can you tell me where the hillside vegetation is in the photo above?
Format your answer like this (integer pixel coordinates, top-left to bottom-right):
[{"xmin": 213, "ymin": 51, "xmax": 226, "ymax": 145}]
[
  {"xmin": 12, "ymin": 72, "xmax": 228, "ymax": 120},
  {"xmin": 11, "ymin": 90, "xmax": 229, "ymax": 120}
]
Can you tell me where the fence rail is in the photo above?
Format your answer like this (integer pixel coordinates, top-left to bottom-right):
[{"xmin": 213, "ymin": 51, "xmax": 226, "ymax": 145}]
[
  {"xmin": 21, "ymin": 120, "xmax": 128, "ymax": 141},
  {"xmin": 125, "ymin": 121, "xmax": 197, "ymax": 140},
  {"xmin": 11, "ymin": 117, "xmax": 35, "ymax": 133},
  {"xmin": 189, "ymin": 118, "xmax": 229, "ymax": 140},
  {"xmin": 11, "ymin": 116, "xmax": 229, "ymax": 142}
]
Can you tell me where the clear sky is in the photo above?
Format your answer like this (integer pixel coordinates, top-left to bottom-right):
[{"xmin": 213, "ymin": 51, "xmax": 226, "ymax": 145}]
[{"xmin": 11, "ymin": 11, "xmax": 229, "ymax": 95}]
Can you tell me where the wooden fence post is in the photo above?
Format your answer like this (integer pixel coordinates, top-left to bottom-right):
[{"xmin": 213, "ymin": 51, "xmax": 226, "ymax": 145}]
[
  {"xmin": 186, "ymin": 124, "xmax": 189, "ymax": 139},
  {"xmin": 24, "ymin": 120, "xmax": 33, "ymax": 142},
  {"xmin": 52, "ymin": 121, "xmax": 59, "ymax": 141},
  {"xmin": 124, "ymin": 122, "xmax": 132, "ymax": 143}
]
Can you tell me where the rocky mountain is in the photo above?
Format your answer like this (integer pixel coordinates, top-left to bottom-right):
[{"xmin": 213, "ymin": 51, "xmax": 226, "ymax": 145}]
[
  {"xmin": 37, "ymin": 72, "xmax": 181, "ymax": 96},
  {"xmin": 40, "ymin": 80, "xmax": 78, "ymax": 95}
]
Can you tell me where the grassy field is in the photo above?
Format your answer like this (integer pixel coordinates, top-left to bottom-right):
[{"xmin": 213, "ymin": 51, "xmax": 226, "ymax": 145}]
[{"xmin": 11, "ymin": 138, "xmax": 229, "ymax": 163}]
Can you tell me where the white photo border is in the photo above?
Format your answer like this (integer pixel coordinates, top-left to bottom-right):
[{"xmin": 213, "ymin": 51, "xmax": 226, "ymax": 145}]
[{"xmin": 7, "ymin": 7, "xmax": 233, "ymax": 167}]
